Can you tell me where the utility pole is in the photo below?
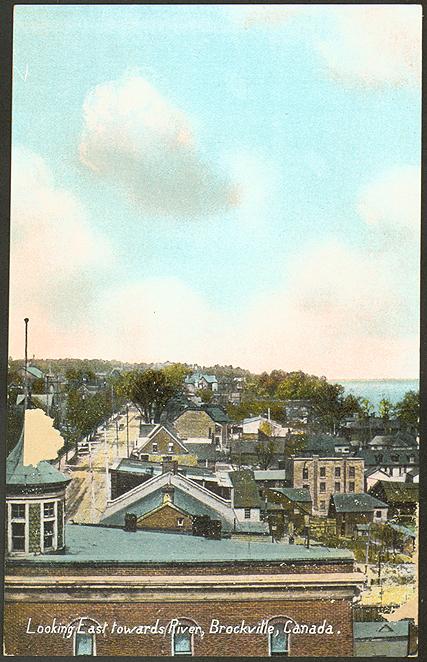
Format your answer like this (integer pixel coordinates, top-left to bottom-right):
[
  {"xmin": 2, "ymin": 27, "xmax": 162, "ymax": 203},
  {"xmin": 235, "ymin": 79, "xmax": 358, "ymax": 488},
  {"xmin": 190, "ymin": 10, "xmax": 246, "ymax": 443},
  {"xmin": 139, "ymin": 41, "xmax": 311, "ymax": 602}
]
[
  {"xmin": 126, "ymin": 403, "xmax": 130, "ymax": 458},
  {"xmin": 104, "ymin": 423, "xmax": 109, "ymax": 501},
  {"xmin": 23, "ymin": 318, "xmax": 29, "ymax": 412},
  {"xmin": 88, "ymin": 440, "xmax": 96, "ymax": 522}
]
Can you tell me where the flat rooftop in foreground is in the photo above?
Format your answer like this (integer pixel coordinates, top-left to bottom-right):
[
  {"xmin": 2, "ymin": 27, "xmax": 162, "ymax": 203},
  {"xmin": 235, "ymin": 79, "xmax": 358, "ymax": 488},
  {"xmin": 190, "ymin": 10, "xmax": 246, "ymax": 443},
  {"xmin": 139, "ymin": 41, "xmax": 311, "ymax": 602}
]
[{"xmin": 9, "ymin": 524, "xmax": 354, "ymax": 565}]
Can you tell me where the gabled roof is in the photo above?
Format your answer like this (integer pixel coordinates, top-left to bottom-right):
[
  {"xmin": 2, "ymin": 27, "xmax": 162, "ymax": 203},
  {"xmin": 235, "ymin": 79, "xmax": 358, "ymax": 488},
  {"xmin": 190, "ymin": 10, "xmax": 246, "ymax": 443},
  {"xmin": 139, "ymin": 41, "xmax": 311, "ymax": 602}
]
[
  {"xmin": 24, "ymin": 365, "xmax": 44, "ymax": 379},
  {"xmin": 137, "ymin": 424, "xmax": 189, "ymax": 454},
  {"xmin": 270, "ymin": 487, "xmax": 312, "ymax": 503},
  {"xmin": 332, "ymin": 493, "xmax": 388, "ymax": 513},
  {"xmin": 353, "ymin": 621, "xmax": 409, "ymax": 640},
  {"xmin": 355, "ymin": 448, "xmax": 418, "ymax": 467},
  {"xmin": 229, "ymin": 470, "xmax": 263, "ymax": 508},
  {"xmin": 202, "ymin": 405, "xmax": 230, "ymax": 424},
  {"xmin": 371, "ymin": 481, "xmax": 419, "ymax": 504}
]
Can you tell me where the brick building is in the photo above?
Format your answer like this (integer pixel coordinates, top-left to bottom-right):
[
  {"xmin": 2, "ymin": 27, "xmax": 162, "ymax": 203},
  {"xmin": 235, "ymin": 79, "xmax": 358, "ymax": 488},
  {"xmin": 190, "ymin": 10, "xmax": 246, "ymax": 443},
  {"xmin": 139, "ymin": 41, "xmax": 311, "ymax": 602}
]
[
  {"xmin": 286, "ymin": 455, "xmax": 364, "ymax": 516},
  {"xmin": 4, "ymin": 525, "xmax": 364, "ymax": 657}
]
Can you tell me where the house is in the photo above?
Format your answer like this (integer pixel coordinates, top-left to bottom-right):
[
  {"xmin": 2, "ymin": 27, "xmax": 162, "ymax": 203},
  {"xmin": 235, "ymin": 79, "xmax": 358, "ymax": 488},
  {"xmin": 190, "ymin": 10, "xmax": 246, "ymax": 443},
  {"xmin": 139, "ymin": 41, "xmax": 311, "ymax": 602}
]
[
  {"xmin": 109, "ymin": 458, "xmax": 233, "ymax": 501},
  {"xmin": 230, "ymin": 437, "xmax": 288, "ymax": 468},
  {"xmin": 364, "ymin": 467, "xmax": 392, "ymax": 491},
  {"xmin": 266, "ymin": 487, "xmax": 312, "ymax": 536},
  {"xmin": 285, "ymin": 455, "xmax": 365, "ymax": 516},
  {"xmin": 253, "ymin": 469, "xmax": 287, "ymax": 494},
  {"xmin": 101, "ymin": 467, "xmax": 266, "ymax": 536},
  {"xmin": 355, "ymin": 448, "xmax": 418, "ymax": 481},
  {"xmin": 172, "ymin": 404, "xmax": 231, "ymax": 448},
  {"xmin": 241, "ymin": 416, "xmax": 291, "ymax": 438},
  {"xmin": 368, "ymin": 481, "xmax": 418, "ymax": 523},
  {"xmin": 367, "ymin": 432, "xmax": 417, "ymax": 451},
  {"xmin": 228, "ymin": 469, "xmax": 264, "ymax": 528},
  {"xmin": 353, "ymin": 620, "xmax": 413, "ymax": 657},
  {"xmin": 405, "ymin": 468, "xmax": 419, "ymax": 484},
  {"xmin": 132, "ymin": 423, "xmax": 197, "ymax": 466},
  {"xmin": 282, "ymin": 399, "xmax": 312, "ymax": 425},
  {"xmin": 339, "ymin": 416, "xmax": 403, "ymax": 442},
  {"xmin": 185, "ymin": 372, "xmax": 218, "ymax": 393},
  {"xmin": 328, "ymin": 493, "xmax": 388, "ymax": 537},
  {"xmin": 4, "ymin": 524, "xmax": 364, "ymax": 657}
]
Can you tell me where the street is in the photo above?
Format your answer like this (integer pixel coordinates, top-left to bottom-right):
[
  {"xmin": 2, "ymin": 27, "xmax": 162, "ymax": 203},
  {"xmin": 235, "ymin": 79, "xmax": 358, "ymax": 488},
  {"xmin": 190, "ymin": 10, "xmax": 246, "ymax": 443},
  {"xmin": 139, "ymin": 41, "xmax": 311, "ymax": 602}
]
[{"xmin": 64, "ymin": 405, "xmax": 140, "ymax": 524}]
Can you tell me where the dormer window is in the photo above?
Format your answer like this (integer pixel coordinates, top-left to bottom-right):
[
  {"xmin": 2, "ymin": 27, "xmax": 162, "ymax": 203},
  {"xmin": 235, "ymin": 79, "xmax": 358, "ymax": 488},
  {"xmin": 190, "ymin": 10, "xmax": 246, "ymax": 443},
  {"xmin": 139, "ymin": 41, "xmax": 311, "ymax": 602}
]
[{"xmin": 152, "ymin": 442, "xmax": 158, "ymax": 452}]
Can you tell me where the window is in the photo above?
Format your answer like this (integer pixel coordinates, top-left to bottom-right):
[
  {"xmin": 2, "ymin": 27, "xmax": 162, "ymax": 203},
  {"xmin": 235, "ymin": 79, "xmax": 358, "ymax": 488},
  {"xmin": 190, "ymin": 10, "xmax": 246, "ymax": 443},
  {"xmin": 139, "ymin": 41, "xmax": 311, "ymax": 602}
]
[
  {"xmin": 177, "ymin": 518, "xmax": 184, "ymax": 527},
  {"xmin": 348, "ymin": 466, "xmax": 355, "ymax": 478},
  {"xmin": 375, "ymin": 510, "xmax": 382, "ymax": 518},
  {"xmin": 268, "ymin": 621, "xmax": 290, "ymax": 656},
  {"xmin": 172, "ymin": 620, "xmax": 195, "ymax": 656},
  {"xmin": 11, "ymin": 503, "xmax": 25, "ymax": 519},
  {"xmin": 11, "ymin": 522, "xmax": 25, "ymax": 551},
  {"xmin": 334, "ymin": 482, "xmax": 341, "ymax": 492},
  {"xmin": 10, "ymin": 502, "xmax": 27, "ymax": 552},
  {"xmin": 75, "ymin": 632, "xmax": 95, "ymax": 656},
  {"xmin": 244, "ymin": 508, "xmax": 251, "ymax": 519},
  {"xmin": 391, "ymin": 454, "xmax": 399, "ymax": 463},
  {"xmin": 152, "ymin": 442, "xmax": 158, "ymax": 452},
  {"xmin": 168, "ymin": 442, "xmax": 174, "ymax": 453},
  {"xmin": 72, "ymin": 618, "xmax": 99, "ymax": 656},
  {"xmin": 319, "ymin": 467, "xmax": 326, "ymax": 477},
  {"xmin": 44, "ymin": 502, "xmax": 55, "ymax": 518},
  {"xmin": 43, "ymin": 520, "xmax": 54, "ymax": 549},
  {"xmin": 348, "ymin": 482, "xmax": 355, "ymax": 492},
  {"xmin": 319, "ymin": 500, "xmax": 326, "ymax": 510},
  {"xmin": 302, "ymin": 467, "xmax": 308, "ymax": 480},
  {"xmin": 319, "ymin": 482, "xmax": 326, "ymax": 493},
  {"xmin": 335, "ymin": 467, "xmax": 341, "ymax": 478},
  {"xmin": 302, "ymin": 484, "xmax": 310, "ymax": 491}
]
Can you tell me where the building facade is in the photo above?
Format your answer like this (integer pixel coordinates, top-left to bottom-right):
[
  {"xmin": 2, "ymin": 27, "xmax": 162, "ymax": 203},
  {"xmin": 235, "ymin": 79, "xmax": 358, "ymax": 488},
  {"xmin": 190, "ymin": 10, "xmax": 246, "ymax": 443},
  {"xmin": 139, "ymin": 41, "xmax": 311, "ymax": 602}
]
[{"xmin": 286, "ymin": 455, "xmax": 364, "ymax": 516}]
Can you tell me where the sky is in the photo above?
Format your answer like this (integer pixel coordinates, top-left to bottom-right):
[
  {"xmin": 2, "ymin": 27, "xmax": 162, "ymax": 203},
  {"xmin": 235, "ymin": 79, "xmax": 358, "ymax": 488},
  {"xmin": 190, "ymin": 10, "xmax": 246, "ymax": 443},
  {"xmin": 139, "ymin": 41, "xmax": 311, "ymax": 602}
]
[{"xmin": 9, "ymin": 4, "xmax": 421, "ymax": 378}]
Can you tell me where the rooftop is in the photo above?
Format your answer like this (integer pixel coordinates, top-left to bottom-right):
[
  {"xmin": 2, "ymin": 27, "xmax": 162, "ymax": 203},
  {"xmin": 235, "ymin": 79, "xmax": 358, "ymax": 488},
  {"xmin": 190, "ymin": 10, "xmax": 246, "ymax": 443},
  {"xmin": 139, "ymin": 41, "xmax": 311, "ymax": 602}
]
[
  {"xmin": 12, "ymin": 524, "xmax": 355, "ymax": 564},
  {"xmin": 332, "ymin": 493, "xmax": 388, "ymax": 513},
  {"xmin": 371, "ymin": 481, "xmax": 419, "ymax": 503},
  {"xmin": 229, "ymin": 470, "xmax": 263, "ymax": 508},
  {"xmin": 353, "ymin": 621, "xmax": 409, "ymax": 640},
  {"xmin": 271, "ymin": 487, "xmax": 312, "ymax": 503},
  {"xmin": 6, "ymin": 434, "xmax": 70, "ymax": 487},
  {"xmin": 253, "ymin": 470, "xmax": 287, "ymax": 481}
]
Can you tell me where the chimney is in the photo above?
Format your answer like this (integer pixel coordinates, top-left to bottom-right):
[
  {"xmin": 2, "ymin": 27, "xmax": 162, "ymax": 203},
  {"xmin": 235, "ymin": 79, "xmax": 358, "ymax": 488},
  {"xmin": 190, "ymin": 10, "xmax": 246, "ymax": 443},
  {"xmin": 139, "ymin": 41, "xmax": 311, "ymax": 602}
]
[
  {"xmin": 124, "ymin": 513, "xmax": 137, "ymax": 532},
  {"xmin": 162, "ymin": 459, "xmax": 178, "ymax": 474}
]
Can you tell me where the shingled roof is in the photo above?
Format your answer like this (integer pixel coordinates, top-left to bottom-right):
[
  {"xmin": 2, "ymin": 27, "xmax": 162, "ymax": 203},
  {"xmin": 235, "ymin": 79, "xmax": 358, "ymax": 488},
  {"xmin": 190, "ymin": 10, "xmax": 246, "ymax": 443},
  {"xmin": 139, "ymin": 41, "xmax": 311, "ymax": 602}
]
[
  {"xmin": 229, "ymin": 470, "xmax": 263, "ymax": 508},
  {"xmin": 270, "ymin": 487, "xmax": 312, "ymax": 503},
  {"xmin": 332, "ymin": 493, "xmax": 388, "ymax": 513}
]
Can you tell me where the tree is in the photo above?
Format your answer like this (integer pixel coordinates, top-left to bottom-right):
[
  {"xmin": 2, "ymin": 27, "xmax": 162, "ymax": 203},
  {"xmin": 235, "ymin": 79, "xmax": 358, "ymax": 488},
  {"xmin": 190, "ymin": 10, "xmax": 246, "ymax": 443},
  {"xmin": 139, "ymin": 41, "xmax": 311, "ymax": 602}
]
[
  {"xmin": 196, "ymin": 388, "xmax": 213, "ymax": 404},
  {"xmin": 120, "ymin": 368, "xmax": 183, "ymax": 423},
  {"xmin": 394, "ymin": 391, "xmax": 419, "ymax": 432},
  {"xmin": 378, "ymin": 398, "xmax": 392, "ymax": 433},
  {"xmin": 255, "ymin": 437, "xmax": 277, "ymax": 470}
]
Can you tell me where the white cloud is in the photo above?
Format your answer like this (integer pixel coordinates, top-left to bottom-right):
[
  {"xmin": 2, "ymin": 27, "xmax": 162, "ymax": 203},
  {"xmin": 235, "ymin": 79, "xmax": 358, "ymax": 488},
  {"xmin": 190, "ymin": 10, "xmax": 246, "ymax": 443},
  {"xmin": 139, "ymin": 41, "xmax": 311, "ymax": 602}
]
[
  {"xmin": 9, "ymin": 151, "xmax": 419, "ymax": 379},
  {"xmin": 357, "ymin": 165, "xmax": 421, "ymax": 239},
  {"xmin": 229, "ymin": 4, "xmax": 421, "ymax": 88},
  {"xmin": 79, "ymin": 74, "xmax": 238, "ymax": 218},
  {"xmin": 9, "ymin": 146, "xmax": 111, "ymax": 357},
  {"xmin": 317, "ymin": 5, "xmax": 421, "ymax": 88}
]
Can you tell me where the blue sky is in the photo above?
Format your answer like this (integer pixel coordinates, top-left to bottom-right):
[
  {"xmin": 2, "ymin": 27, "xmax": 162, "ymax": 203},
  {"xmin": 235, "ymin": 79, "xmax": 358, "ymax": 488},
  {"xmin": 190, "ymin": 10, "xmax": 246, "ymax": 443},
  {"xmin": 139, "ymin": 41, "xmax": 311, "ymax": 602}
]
[{"xmin": 10, "ymin": 5, "xmax": 421, "ymax": 377}]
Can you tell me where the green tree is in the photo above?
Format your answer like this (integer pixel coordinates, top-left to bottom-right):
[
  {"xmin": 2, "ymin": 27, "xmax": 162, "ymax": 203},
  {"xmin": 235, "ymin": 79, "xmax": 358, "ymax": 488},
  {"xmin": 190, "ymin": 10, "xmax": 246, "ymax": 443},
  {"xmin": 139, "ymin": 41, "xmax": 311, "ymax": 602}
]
[
  {"xmin": 196, "ymin": 388, "xmax": 214, "ymax": 404},
  {"xmin": 255, "ymin": 437, "xmax": 277, "ymax": 469},
  {"xmin": 378, "ymin": 398, "xmax": 392, "ymax": 433},
  {"xmin": 120, "ymin": 368, "xmax": 182, "ymax": 422},
  {"xmin": 394, "ymin": 390, "xmax": 419, "ymax": 432}
]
